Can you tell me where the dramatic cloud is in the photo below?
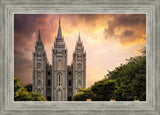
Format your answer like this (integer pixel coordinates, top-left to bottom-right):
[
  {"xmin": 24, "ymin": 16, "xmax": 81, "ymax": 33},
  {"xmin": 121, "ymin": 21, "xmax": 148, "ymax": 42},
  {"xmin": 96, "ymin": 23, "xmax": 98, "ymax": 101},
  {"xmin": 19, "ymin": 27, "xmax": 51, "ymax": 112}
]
[
  {"xmin": 123, "ymin": 30, "xmax": 134, "ymax": 37},
  {"xmin": 14, "ymin": 14, "xmax": 146, "ymax": 87},
  {"xmin": 104, "ymin": 14, "xmax": 146, "ymax": 45}
]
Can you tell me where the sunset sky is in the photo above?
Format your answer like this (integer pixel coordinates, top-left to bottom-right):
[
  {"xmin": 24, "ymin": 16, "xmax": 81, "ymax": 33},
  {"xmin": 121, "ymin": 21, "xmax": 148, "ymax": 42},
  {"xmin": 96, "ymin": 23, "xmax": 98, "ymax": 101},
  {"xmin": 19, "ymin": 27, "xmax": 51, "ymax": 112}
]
[{"xmin": 14, "ymin": 14, "xmax": 146, "ymax": 87}]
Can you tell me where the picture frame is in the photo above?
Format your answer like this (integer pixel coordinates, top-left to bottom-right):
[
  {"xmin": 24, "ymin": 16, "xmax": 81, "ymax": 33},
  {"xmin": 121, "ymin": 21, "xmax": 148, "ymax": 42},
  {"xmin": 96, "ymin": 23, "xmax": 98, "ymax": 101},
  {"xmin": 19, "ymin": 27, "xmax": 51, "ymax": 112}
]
[{"xmin": 0, "ymin": 0, "xmax": 159, "ymax": 115}]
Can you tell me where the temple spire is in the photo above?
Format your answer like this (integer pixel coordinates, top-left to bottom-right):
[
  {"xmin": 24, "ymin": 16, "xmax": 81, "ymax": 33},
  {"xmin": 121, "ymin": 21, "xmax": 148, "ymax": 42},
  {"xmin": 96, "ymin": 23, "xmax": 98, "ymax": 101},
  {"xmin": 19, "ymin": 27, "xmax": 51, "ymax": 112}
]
[
  {"xmin": 38, "ymin": 29, "xmax": 41, "ymax": 42},
  {"xmin": 78, "ymin": 31, "xmax": 81, "ymax": 43},
  {"xmin": 57, "ymin": 16, "xmax": 62, "ymax": 38}
]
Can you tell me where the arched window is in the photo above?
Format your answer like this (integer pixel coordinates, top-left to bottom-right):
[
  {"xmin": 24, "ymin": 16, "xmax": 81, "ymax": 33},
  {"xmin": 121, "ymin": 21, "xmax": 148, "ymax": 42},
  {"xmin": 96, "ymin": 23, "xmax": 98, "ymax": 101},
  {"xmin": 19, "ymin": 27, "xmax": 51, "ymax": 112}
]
[
  {"xmin": 68, "ymin": 71, "xmax": 72, "ymax": 75},
  {"xmin": 47, "ymin": 88, "xmax": 51, "ymax": 92},
  {"xmin": 78, "ymin": 80, "xmax": 81, "ymax": 88},
  {"xmin": 78, "ymin": 63, "xmax": 81, "ymax": 70},
  {"xmin": 58, "ymin": 74, "xmax": 61, "ymax": 86},
  {"xmin": 58, "ymin": 60, "xmax": 61, "ymax": 70},
  {"xmin": 69, "ymin": 80, "xmax": 71, "ymax": 86},
  {"xmin": 58, "ymin": 90, "xmax": 62, "ymax": 101},
  {"xmin": 78, "ymin": 72, "xmax": 81, "ymax": 80},
  {"xmin": 48, "ymin": 80, "xmax": 51, "ymax": 86},
  {"xmin": 38, "ymin": 72, "xmax": 41, "ymax": 79},
  {"xmin": 37, "ymin": 63, "xmax": 41, "ymax": 69},
  {"xmin": 37, "ymin": 80, "xmax": 41, "ymax": 86},
  {"xmin": 68, "ymin": 88, "xmax": 72, "ymax": 92},
  {"xmin": 48, "ymin": 72, "xmax": 51, "ymax": 75}
]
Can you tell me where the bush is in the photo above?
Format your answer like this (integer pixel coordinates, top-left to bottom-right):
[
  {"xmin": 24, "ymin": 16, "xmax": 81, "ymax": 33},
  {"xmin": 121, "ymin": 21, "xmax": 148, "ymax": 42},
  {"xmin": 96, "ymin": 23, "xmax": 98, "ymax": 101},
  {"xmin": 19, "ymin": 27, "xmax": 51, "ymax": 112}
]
[{"xmin": 14, "ymin": 76, "xmax": 47, "ymax": 101}]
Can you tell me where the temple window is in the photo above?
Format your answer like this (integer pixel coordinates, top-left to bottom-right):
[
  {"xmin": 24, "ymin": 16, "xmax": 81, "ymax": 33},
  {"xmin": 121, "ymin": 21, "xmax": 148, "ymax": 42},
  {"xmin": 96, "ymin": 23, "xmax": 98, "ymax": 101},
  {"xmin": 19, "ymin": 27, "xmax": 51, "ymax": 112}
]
[
  {"xmin": 58, "ymin": 74, "xmax": 61, "ymax": 86},
  {"xmin": 38, "ymin": 72, "xmax": 41, "ymax": 79},
  {"xmin": 37, "ymin": 63, "xmax": 41, "ymax": 69},
  {"xmin": 78, "ymin": 63, "xmax": 81, "ymax": 70},
  {"xmin": 58, "ymin": 90, "xmax": 62, "ymax": 101},
  {"xmin": 78, "ymin": 72, "xmax": 81, "ymax": 80},
  {"xmin": 37, "ymin": 89, "xmax": 41, "ymax": 93},
  {"xmin": 37, "ymin": 80, "xmax": 41, "ymax": 86},
  {"xmin": 48, "ymin": 80, "xmax": 51, "ymax": 86},
  {"xmin": 58, "ymin": 60, "xmax": 61, "ymax": 70},
  {"xmin": 69, "ymin": 80, "xmax": 71, "ymax": 86},
  {"xmin": 78, "ymin": 80, "xmax": 81, "ymax": 88}
]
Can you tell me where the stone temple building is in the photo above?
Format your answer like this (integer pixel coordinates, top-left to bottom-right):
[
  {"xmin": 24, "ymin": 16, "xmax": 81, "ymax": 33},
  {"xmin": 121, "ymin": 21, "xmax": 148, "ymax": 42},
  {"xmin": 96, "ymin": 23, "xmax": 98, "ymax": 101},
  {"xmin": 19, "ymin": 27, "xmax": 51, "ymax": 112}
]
[{"xmin": 32, "ymin": 18, "xmax": 86, "ymax": 101}]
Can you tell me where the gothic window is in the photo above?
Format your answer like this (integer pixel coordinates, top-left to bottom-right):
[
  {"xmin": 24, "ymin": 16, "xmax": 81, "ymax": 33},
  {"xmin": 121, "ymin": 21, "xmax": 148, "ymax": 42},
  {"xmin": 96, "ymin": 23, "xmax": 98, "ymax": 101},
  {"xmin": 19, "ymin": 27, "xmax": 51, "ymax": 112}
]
[
  {"xmin": 37, "ymin": 80, "xmax": 41, "ymax": 86},
  {"xmin": 68, "ymin": 88, "xmax": 72, "ymax": 92},
  {"xmin": 37, "ymin": 89, "xmax": 41, "ymax": 93},
  {"xmin": 68, "ymin": 71, "xmax": 72, "ymax": 75},
  {"xmin": 48, "ymin": 72, "xmax": 51, "ymax": 75},
  {"xmin": 78, "ymin": 72, "xmax": 81, "ymax": 80},
  {"xmin": 78, "ymin": 80, "xmax": 81, "ymax": 88},
  {"xmin": 47, "ymin": 88, "xmax": 51, "ymax": 92},
  {"xmin": 58, "ymin": 90, "xmax": 62, "ymax": 101},
  {"xmin": 38, "ymin": 72, "xmax": 41, "ymax": 79},
  {"xmin": 58, "ymin": 60, "xmax": 61, "ymax": 70},
  {"xmin": 48, "ymin": 80, "xmax": 51, "ymax": 86},
  {"xmin": 37, "ymin": 63, "xmax": 41, "ymax": 69},
  {"xmin": 69, "ymin": 80, "xmax": 71, "ymax": 86},
  {"xmin": 78, "ymin": 63, "xmax": 81, "ymax": 70},
  {"xmin": 58, "ymin": 74, "xmax": 61, "ymax": 86}
]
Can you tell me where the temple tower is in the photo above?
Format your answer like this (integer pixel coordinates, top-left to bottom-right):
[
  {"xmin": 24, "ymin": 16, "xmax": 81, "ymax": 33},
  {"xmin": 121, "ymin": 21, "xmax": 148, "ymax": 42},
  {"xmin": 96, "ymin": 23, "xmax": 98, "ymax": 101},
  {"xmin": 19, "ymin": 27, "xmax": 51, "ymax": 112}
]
[
  {"xmin": 52, "ymin": 18, "xmax": 68, "ymax": 101},
  {"xmin": 33, "ymin": 30, "xmax": 47, "ymax": 97},
  {"xmin": 72, "ymin": 33, "xmax": 86, "ymax": 95}
]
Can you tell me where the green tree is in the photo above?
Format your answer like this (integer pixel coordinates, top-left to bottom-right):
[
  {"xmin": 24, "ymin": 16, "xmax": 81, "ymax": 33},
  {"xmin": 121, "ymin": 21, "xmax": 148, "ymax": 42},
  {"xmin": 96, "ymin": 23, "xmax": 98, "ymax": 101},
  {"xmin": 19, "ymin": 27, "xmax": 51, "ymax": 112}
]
[
  {"xmin": 72, "ymin": 80, "xmax": 117, "ymax": 101},
  {"xmin": 14, "ymin": 76, "xmax": 47, "ymax": 101},
  {"xmin": 72, "ymin": 47, "xmax": 146, "ymax": 101},
  {"xmin": 108, "ymin": 48, "xmax": 146, "ymax": 101},
  {"xmin": 25, "ymin": 84, "xmax": 32, "ymax": 92},
  {"xmin": 72, "ymin": 88, "xmax": 96, "ymax": 101},
  {"xmin": 91, "ymin": 79, "xmax": 117, "ymax": 101}
]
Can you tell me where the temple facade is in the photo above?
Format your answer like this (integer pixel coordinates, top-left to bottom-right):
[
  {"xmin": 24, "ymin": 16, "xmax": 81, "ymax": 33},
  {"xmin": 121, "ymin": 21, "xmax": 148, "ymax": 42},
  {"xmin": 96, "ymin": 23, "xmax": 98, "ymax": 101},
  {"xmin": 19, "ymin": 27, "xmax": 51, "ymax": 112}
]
[{"xmin": 32, "ymin": 18, "xmax": 86, "ymax": 101}]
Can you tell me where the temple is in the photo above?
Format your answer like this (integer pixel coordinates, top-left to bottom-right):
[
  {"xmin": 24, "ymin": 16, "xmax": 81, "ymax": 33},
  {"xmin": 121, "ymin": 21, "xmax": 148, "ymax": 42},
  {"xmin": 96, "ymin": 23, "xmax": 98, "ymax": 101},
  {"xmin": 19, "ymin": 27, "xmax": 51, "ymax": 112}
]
[{"xmin": 32, "ymin": 18, "xmax": 86, "ymax": 101}]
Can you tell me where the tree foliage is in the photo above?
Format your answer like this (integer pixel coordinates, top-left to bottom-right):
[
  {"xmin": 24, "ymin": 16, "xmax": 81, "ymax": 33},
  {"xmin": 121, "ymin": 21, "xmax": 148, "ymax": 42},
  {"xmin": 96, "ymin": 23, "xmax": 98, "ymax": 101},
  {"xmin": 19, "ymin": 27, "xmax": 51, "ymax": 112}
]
[
  {"xmin": 72, "ymin": 47, "xmax": 146, "ymax": 101},
  {"xmin": 14, "ymin": 76, "xmax": 47, "ymax": 101},
  {"xmin": 90, "ymin": 80, "xmax": 117, "ymax": 101},
  {"xmin": 24, "ymin": 84, "xmax": 32, "ymax": 92},
  {"xmin": 72, "ymin": 88, "xmax": 96, "ymax": 101}
]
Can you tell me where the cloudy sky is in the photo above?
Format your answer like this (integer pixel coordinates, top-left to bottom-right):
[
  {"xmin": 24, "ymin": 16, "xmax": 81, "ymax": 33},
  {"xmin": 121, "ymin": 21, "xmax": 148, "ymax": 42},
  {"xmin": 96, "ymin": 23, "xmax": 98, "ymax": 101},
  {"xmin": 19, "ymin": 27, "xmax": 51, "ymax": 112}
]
[{"xmin": 14, "ymin": 14, "xmax": 146, "ymax": 87}]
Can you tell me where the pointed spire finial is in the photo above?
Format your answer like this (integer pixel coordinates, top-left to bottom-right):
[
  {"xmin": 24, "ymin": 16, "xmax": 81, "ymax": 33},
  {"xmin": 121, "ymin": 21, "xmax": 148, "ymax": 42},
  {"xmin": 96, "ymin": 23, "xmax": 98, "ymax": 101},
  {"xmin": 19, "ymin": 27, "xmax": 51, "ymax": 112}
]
[
  {"xmin": 38, "ymin": 29, "xmax": 41, "ymax": 42},
  {"xmin": 78, "ymin": 31, "xmax": 81, "ymax": 43},
  {"xmin": 59, "ymin": 16, "xmax": 61, "ymax": 25},
  {"xmin": 57, "ymin": 16, "xmax": 62, "ymax": 38}
]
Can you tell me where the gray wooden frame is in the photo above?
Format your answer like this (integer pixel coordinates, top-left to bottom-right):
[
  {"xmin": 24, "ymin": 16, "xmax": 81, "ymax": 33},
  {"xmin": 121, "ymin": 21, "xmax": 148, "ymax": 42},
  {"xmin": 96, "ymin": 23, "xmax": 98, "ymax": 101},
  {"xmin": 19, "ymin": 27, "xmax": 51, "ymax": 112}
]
[{"xmin": 0, "ymin": 0, "xmax": 159, "ymax": 115}]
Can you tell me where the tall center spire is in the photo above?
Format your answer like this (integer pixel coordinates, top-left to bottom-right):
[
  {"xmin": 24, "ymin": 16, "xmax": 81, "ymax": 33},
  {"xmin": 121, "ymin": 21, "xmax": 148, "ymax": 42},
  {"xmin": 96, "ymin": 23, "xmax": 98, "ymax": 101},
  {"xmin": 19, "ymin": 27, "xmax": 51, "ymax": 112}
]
[
  {"xmin": 57, "ymin": 16, "xmax": 62, "ymax": 38},
  {"xmin": 78, "ymin": 32, "xmax": 81, "ymax": 43},
  {"xmin": 38, "ymin": 29, "xmax": 41, "ymax": 42}
]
